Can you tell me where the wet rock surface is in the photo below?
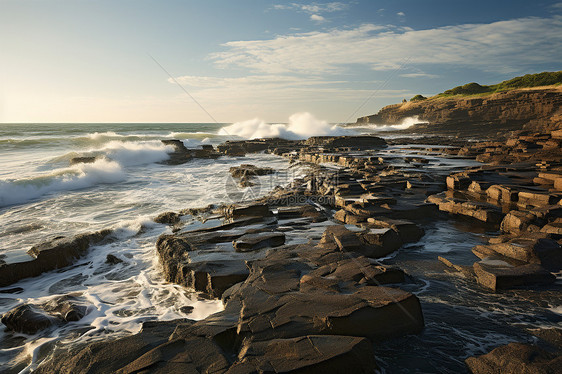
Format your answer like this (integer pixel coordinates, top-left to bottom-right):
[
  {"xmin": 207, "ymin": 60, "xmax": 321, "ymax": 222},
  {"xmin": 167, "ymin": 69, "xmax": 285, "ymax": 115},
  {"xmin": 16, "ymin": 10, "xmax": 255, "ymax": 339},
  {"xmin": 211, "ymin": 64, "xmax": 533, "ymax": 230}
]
[
  {"xmin": 0, "ymin": 229, "xmax": 113, "ymax": 287},
  {"xmin": 29, "ymin": 128, "xmax": 562, "ymax": 373}
]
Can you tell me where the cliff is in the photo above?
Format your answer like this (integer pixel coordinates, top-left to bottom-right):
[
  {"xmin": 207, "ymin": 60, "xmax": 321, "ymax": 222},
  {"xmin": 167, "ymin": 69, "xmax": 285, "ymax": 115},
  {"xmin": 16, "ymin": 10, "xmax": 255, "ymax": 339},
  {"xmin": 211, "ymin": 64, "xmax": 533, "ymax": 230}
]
[{"xmin": 356, "ymin": 86, "xmax": 562, "ymax": 136}]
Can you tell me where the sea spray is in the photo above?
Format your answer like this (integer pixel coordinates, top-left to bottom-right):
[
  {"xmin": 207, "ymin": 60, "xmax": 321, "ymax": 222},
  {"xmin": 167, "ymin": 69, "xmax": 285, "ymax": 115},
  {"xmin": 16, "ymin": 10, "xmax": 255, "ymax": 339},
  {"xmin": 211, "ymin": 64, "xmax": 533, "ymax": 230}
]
[
  {"xmin": 218, "ymin": 112, "xmax": 353, "ymax": 140},
  {"xmin": 0, "ymin": 159, "xmax": 125, "ymax": 207},
  {"xmin": 349, "ymin": 115, "xmax": 428, "ymax": 131}
]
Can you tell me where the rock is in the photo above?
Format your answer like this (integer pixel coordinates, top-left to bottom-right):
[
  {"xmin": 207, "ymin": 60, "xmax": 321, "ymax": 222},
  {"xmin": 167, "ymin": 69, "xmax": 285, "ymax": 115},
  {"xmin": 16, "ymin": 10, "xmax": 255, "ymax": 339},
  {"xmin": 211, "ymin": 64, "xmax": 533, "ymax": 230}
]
[
  {"xmin": 35, "ymin": 319, "xmax": 192, "ymax": 374},
  {"xmin": 472, "ymin": 237, "xmax": 562, "ymax": 271},
  {"xmin": 226, "ymin": 203, "xmax": 271, "ymax": 218},
  {"xmin": 541, "ymin": 221, "xmax": 562, "ymax": 235},
  {"xmin": 69, "ymin": 156, "xmax": 97, "ymax": 165},
  {"xmin": 527, "ymin": 327, "xmax": 562, "ymax": 349},
  {"xmin": 105, "ymin": 254, "xmax": 123, "ymax": 264},
  {"xmin": 277, "ymin": 205, "xmax": 325, "ymax": 222},
  {"xmin": 178, "ymin": 260, "xmax": 250, "ymax": 298},
  {"xmin": 0, "ymin": 229, "xmax": 112, "ymax": 287},
  {"xmin": 487, "ymin": 185, "xmax": 519, "ymax": 202},
  {"xmin": 233, "ymin": 232, "xmax": 285, "ymax": 252},
  {"xmin": 154, "ymin": 211, "xmax": 181, "ymax": 225},
  {"xmin": 235, "ymin": 285, "xmax": 424, "ymax": 342},
  {"xmin": 229, "ymin": 164, "xmax": 275, "ymax": 178},
  {"xmin": 465, "ymin": 342, "xmax": 561, "ymax": 374},
  {"xmin": 500, "ymin": 210, "xmax": 538, "ymax": 234},
  {"xmin": 359, "ymin": 228, "xmax": 402, "ymax": 256},
  {"xmin": 304, "ymin": 135, "xmax": 386, "ymax": 149},
  {"xmin": 428, "ymin": 192, "xmax": 504, "ymax": 226},
  {"xmin": 117, "ymin": 335, "xmax": 230, "ymax": 373},
  {"xmin": 367, "ymin": 217, "xmax": 424, "ymax": 243},
  {"xmin": 301, "ymin": 257, "xmax": 405, "ymax": 291},
  {"xmin": 1, "ymin": 304, "xmax": 53, "ymax": 334},
  {"xmin": 473, "ymin": 261, "xmax": 555, "ymax": 291},
  {"xmin": 227, "ymin": 335, "xmax": 377, "ymax": 373},
  {"xmin": 42, "ymin": 295, "xmax": 88, "ymax": 322},
  {"xmin": 447, "ymin": 174, "xmax": 472, "ymax": 190}
]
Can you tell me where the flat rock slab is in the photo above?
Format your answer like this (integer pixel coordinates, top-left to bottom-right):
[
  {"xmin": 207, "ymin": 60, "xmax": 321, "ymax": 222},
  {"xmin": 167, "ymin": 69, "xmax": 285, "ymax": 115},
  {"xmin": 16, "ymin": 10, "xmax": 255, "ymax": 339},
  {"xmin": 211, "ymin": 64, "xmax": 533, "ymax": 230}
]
[
  {"xmin": 236, "ymin": 286, "xmax": 424, "ymax": 342},
  {"xmin": 465, "ymin": 342, "xmax": 562, "ymax": 374},
  {"xmin": 473, "ymin": 261, "xmax": 555, "ymax": 291},
  {"xmin": 0, "ymin": 229, "xmax": 112, "ymax": 287},
  {"xmin": 233, "ymin": 232, "xmax": 286, "ymax": 252},
  {"xmin": 227, "ymin": 335, "xmax": 377, "ymax": 374}
]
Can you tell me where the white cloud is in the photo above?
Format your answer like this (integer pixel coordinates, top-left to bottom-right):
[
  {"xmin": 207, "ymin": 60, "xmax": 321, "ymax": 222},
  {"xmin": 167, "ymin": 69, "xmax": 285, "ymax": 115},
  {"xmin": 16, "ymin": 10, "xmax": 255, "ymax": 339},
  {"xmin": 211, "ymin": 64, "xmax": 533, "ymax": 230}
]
[
  {"xmin": 274, "ymin": 2, "xmax": 348, "ymax": 14},
  {"xmin": 211, "ymin": 16, "xmax": 562, "ymax": 75},
  {"xmin": 397, "ymin": 12, "xmax": 405, "ymax": 16},
  {"xmin": 310, "ymin": 14, "xmax": 326, "ymax": 23}
]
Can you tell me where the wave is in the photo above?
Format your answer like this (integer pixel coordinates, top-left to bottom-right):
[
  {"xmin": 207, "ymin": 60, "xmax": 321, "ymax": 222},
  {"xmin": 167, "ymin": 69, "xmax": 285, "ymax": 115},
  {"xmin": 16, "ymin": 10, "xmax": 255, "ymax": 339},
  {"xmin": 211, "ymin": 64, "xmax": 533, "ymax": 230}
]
[
  {"xmin": 1, "ymin": 141, "xmax": 174, "ymax": 207},
  {"xmin": 218, "ymin": 112, "xmax": 353, "ymax": 140},
  {"xmin": 348, "ymin": 116, "xmax": 428, "ymax": 131},
  {"xmin": 0, "ymin": 159, "xmax": 126, "ymax": 207},
  {"xmin": 90, "ymin": 140, "xmax": 173, "ymax": 167}
]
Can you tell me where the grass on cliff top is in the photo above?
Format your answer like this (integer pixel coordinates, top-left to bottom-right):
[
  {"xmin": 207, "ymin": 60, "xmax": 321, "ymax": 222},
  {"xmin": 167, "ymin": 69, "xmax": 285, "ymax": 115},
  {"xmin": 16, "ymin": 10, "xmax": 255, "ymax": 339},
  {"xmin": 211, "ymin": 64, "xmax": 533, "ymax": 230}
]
[{"xmin": 436, "ymin": 71, "xmax": 562, "ymax": 97}]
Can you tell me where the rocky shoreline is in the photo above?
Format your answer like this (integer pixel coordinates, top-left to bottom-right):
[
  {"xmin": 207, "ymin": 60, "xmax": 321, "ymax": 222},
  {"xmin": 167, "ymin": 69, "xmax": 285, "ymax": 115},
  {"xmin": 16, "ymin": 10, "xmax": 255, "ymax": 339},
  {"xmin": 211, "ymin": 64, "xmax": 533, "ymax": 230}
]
[
  {"xmin": 355, "ymin": 87, "xmax": 562, "ymax": 136},
  {"xmin": 1, "ymin": 129, "xmax": 561, "ymax": 373}
]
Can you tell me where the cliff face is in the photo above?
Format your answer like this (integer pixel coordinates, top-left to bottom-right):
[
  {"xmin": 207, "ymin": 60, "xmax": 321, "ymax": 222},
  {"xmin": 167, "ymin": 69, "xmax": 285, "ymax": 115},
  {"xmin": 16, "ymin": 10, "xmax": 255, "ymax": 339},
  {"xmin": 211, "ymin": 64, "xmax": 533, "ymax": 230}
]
[{"xmin": 356, "ymin": 87, "xmax": 562, "ymax": 134}]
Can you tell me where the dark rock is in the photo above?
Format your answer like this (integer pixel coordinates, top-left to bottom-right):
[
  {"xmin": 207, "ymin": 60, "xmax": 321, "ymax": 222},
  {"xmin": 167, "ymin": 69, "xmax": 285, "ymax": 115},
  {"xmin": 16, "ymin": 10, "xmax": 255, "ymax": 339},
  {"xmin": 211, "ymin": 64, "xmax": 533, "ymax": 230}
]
[
  {"xmin": 1, "ymin": 304, "xmax": 53, "ymax": 334},
  {"xmin": 226, "ymin": 203, "xmax": 271, "ymax": 218},
  {"xmin": 35, "ymin": 319, "xmax": 192, "ymax": 374},
  {"xmin": 465, "ymin": 342, "xmax": 561, "ymax": 374},
  {"xmin": 69, "ymin": 156, "xmax": 97, "ymax": 165},
  {"xmin": 230, "ymin": 164, "xmax": 275, "ymax": 178},
  {"xmin": 42, "ymin": 295, "xmax": 88, "ymax": 322},
  {"xmin": 0, "ymin": 229, "xmax": 112, "ymax": 287},
  {"xmin": 473, "ymin": 261, "xmax": 555, "ymax": 291},
  {"xmin": 154, "ymin": 211, "xmax": 181, "ymax": 225},
  {"xmin": 233, "ymin": 232, "xmax": 285, "ymax": 252},
  {"xmin": 227, "ymin": 335, "xmax": 377, "ymax": 373},
  {"xmin": 105, "ymin": 254, "xmax": 123, "ymax": 265}
]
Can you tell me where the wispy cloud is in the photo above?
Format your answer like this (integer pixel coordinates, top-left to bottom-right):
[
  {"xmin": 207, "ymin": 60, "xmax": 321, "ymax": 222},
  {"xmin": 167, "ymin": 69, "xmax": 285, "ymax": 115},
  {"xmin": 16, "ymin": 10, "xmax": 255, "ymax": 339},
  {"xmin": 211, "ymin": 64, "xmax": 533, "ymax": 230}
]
[
  {"xmin": 273, "ymin": 2, "xmax": 347, "ymax": 22},
  {"xmin": 273, "ymin": 2, "xmax": 348, "ymax": 14},
  {"xmin": 397, "ymin": 12, "xmax": 405, "ymax": 16},
  {"xmin": 400, "ymin": 73, "xmax": 439, "ymax": 78},
  {"xmin": 211, "ymin": 16, "xmax": 562, "ymax": 75}
]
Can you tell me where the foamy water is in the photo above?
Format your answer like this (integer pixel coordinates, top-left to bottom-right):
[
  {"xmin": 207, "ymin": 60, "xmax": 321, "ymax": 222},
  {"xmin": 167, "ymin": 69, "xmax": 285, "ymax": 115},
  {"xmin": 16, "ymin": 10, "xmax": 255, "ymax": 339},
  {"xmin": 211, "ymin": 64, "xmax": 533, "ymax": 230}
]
[
  {"xmin": 0, "ymin": 121, "xmax": 317, "ymax": 372},
  {"xmin": 0, "ymin": 120, "xmax": 560, "ymax": 373}
]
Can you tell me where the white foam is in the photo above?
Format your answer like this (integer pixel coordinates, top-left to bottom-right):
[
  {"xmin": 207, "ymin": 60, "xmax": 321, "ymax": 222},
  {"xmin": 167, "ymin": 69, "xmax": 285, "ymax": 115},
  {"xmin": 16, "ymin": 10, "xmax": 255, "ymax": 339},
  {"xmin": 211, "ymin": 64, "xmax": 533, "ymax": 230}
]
[
  {"xmin": 219, "ymin": 112, "xmax": 353, "ymax": 140},
  {"xmin": 91, "ymin": 140, "xmax": 172, "ymax": 167},
  {"xmin": 350, "ymin": 116, "xmax": 428, "ymax": 131},
  {"xmin": 0, "ymin": 159, "xmax": 126, "ymax": 207}
]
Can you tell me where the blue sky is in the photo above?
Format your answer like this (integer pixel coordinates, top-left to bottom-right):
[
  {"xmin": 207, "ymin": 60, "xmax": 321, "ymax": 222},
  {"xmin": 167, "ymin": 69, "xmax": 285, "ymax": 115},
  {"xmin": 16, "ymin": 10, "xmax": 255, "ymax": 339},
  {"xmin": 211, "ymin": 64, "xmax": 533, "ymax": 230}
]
[{"xmin": 1, "ymin": 0, "xmax": 561, "ymax": 123}]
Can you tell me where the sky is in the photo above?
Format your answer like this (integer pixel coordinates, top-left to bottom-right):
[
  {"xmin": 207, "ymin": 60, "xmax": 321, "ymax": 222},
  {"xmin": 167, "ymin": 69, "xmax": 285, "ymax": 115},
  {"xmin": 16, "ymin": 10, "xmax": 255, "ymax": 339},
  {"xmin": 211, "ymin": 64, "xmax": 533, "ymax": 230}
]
[{"xmin": 0, "ymin": 0, "xmax": 561, "ymax": 123}]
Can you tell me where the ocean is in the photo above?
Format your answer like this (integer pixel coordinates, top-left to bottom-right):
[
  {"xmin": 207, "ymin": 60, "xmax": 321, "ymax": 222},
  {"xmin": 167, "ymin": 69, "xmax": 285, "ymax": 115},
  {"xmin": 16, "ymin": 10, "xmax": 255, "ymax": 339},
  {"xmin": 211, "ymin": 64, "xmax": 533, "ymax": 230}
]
[
  {"xmin": 0, "ymin": 122, "xmax": 313, "ymax": 371},
  {"xmin": 1, "ymin": 121, "xmax": 560, "ymax": 373}
]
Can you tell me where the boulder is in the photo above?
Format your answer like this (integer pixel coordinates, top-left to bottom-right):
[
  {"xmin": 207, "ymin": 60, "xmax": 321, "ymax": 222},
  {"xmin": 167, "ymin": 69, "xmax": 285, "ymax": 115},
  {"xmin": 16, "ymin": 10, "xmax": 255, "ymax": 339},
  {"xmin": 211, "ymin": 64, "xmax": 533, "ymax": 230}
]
[
  {"xmin": 465, "ymin": 342, "xmax": 561, "ymax": 374},
  {"xmin": 1, "ymin": 304, "xmax": 54, "ymax": 334},
  {"xmin": 473, "ymin": 261, "xmax": 555, "ymax": 291},
  {"xmin": 154, "ymin": 211, "xmax": 181, "ymax": 225}
]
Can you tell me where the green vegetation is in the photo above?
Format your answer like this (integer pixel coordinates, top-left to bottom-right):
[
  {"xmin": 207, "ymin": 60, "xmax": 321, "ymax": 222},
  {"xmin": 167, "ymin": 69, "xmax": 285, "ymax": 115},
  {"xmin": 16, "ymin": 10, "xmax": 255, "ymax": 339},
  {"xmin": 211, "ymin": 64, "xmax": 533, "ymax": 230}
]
[
  {"xmin": 439, "ymin": 71, "xmax": 562, "ymax": 97},
  {"xmin": 410, "ymin": 94, "xmax": 427, "ymax": 101}
]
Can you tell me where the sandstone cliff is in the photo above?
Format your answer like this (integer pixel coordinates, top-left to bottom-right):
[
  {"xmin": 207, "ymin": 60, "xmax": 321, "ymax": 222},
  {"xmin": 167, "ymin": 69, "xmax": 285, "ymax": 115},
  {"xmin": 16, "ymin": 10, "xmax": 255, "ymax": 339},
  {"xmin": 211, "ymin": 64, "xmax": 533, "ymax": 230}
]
[{"xmin": 356, "ymin": 86, "xmax": 562, "ymax": 135}]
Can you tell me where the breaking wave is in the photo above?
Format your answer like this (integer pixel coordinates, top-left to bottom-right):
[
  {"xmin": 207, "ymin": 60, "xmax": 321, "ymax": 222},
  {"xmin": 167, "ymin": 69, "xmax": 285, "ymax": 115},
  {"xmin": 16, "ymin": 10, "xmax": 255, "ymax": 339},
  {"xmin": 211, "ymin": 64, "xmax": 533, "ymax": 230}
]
[{"xmin": 218, "ymin": 112, "xmax": 353, "ymax": 140}]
